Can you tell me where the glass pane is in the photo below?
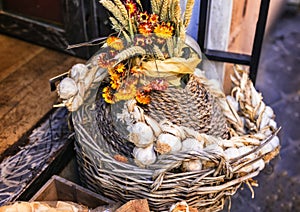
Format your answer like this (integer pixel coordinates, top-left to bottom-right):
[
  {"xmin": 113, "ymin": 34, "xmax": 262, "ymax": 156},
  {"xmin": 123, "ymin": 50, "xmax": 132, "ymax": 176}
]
[
  {"xmin": 3, "ymin": 0, "xmax": 63, "ymax": 26},
  {"xmin": 206, "ymin": 0, "xmax": 234, "ymax": 52},
  {"xmin": 206, "ymin": 0, "xmax": 260, "ymax": 55}
]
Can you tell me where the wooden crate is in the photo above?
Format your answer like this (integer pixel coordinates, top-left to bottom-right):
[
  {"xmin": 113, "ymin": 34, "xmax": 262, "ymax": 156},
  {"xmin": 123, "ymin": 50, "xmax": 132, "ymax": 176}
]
[{"xmin": 30, "ymin": 175, "xmax": 115, "ymax": 209}]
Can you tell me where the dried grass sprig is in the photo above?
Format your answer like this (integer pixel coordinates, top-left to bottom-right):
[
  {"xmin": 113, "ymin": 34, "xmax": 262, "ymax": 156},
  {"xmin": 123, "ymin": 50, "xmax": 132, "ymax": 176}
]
[
  {"xmin": 152, "ymin": 45, "xmax": 165, "ymax": 60},
  {"xmin": 173, "ymin": 0, "xmax": 181, "ymax": 21},
  {"xmin": 150, "ymin": 0, "xmax": 159, "ymax": 14},
  {"xmin": 109, "ymin": 17, "xmax": 131, "ymax": 42},
  {"xmin": 135, "ymin": 0, "xmax": 143, "ymax": 9},
  {"xmin": 109, "ymin": 17, "xmax": 123, "ymax": 31},
  {"xmin": 113, "ymin": 0, "xmax": 129, "ymax": 20},
  {"xmin": 114, "ymin": 46, "xmax": 146, "ymax": 62},
  {"xmin": 100, "ymin": 0, "xmax": 128, "ymax": 29},
  {"xmin": 166, "ymin": 38, "xmax": 174, "ymax": 57},
  {"xmin": 159, "ymin": 0, "xmax": 170, "ymax": 22},
  {"xmin": 183, "ymin": 0, "xmax": 195, "ymax": 27},
  {"xmin": 179, "ymin": 21, "xmax": 186, "ymax": 42}
]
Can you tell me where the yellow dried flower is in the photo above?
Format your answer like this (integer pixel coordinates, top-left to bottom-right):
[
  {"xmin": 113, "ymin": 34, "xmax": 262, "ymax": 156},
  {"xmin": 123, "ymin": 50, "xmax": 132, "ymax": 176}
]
[
  {"xmin": 149, "ymin": 13, "xmax": 159, "ymax": 25},
  {"xmin": 154, "ymin": 22, "xmax": 174, "ymax": 39},
  {"xmin": 110, "ymin": 79, "xmax": 121, "ymax": 89},
  {"xmin": 102, "ymin": 86, "xmax": 115, "ymax": 104},
  {"xmin": 114, "ymin": 83, "xmax": 137, "ymax": 101},
  {"xmin": 136, "ymin": 90, "xmax": 151, "ymax": 104},
  {"xmin": 110, "ymin": 73, "xmax": 120, "ymax": 82},
  {"xmin": 115, "ymin": 63, "xmax": 126, "ymax": 73},
  {"xmin": 138, "ymin": 11, "xmax": 149, "ymax": 23}
]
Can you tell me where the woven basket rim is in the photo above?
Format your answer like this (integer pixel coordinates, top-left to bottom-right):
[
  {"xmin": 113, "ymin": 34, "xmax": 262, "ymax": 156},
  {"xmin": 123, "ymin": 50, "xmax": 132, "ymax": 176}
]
[{"xmin": 71, "ymin": 66, "xmax": 281, "ymax": 211}]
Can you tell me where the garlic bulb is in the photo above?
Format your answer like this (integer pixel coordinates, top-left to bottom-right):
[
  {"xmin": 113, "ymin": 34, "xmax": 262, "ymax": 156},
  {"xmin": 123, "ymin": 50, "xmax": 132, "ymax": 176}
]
[
  {"xmin": 129, "ymin": 122, "xmax": 154, "ymax": 148},
  {"xmin": 144, "ymin": 115, "xmax": 161, "ymax": 137},
  {"xmin": 160, "ymin": 121, "xmax": 186, "ymax": 140},
  {"xmin": 156, "ymin": 133, "xmax": 182, "ymax": 154},
  {"xmin": 204, "ymin": 144, "xmax": 224, "ymax": 155},
  {"xmin": 83, "ymin": 69, "xmax": 95, "ymax": 90},
  {"xmin": 58, "ymin": 77, "xmax": 78, "ymax": 99},
  {"xmin": 70, "ymin": 63, "xmax": 88, "ymax": 82},
  {"xmin": 66, "ymin": 95, "xmax": 83, "ymax": 112},
  {"xmin": 181, "ymin": 138, "xmax": 204, "ymax": 152},
  {"xmin": 182, "ymin": 159, "xmax": 202, "ymax": 172},
  {"xmin": 133, "ymin": 144, "xmax": 156, "ymax": 167}
]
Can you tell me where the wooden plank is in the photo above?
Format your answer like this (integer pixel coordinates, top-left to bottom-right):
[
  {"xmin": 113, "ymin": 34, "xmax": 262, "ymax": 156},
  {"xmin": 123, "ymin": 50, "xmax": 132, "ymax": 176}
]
[
  {"xmin": 0, "ymin": 35, "xmax": 85, "ymax": 155},
  {"xmin": 30, "ymin": 175, "xmax": 114, "ymax": 209},
  {"xmin": 0, "ymin": 35, "xmax": 44, "ymax": 82},
  {"xmin": 30, "ymin": 177, "xmax": 59, "ymax": 201}
]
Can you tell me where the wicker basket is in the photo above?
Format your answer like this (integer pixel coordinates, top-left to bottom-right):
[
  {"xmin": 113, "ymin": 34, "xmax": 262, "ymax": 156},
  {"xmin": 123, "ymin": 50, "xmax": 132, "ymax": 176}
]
[
  {"xmin": 71, "ymin": 58, "xmax": 280, "ymax": 211},
  {"xmin": 51, "ymin": 1, "xmax": 280, "ymax": 210}
]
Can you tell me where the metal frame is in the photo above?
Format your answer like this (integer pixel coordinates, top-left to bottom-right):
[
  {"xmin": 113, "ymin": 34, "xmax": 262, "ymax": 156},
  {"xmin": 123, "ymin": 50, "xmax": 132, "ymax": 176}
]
[{"xmin": 197, "ymin": 0, "xmax": 270, "ymax": 84}]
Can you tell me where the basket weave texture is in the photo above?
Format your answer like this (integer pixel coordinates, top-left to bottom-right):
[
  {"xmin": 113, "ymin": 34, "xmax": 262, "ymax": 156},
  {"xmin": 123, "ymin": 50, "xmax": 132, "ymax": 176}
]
[{"xmin": 72, "ymin": 65, "xmax": 280, "ymax": 211}]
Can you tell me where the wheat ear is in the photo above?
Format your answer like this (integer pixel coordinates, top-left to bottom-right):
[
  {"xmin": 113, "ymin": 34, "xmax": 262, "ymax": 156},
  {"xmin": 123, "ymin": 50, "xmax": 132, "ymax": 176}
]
[
  {"xmin": 150, "ymin": 0, "xmax": 159, "ymax": 14},
  {"xmin": 153, "ymin": 45, "xmax": 165, "ymax": 60},
  {"xmin": 173, "ymin": 0, "xmax": 181, "ymax": 21},
  {"xmin": 100, "ymin": 0, "xmax": 128, "ymax": 29},
  {"xmin": 183, "ymin": 0, "xmax": 195, "ymax": 27},
  {"xmin": 166, "ymin": 38, "xmax": 174, "ymax": 57},
  {"xmin": 135, "ymin": 0, "xmax": 143, "ymax": 9},
  {"xmin": 113, "ymin": 0, "xmax": 129, "ymax": 20},
  {"xmin": 115, "ymin": 46, "xmax": 146, "ymax": 62},
  {"xmin": 159, "ymin": 0, "xmax": 169, "ymax": 21}
]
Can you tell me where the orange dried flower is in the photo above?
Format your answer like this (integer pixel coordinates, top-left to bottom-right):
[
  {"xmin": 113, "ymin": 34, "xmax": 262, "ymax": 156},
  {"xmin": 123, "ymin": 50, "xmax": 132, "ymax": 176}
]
[
  {"xmin": 136, "ymin": 90, "xmax": 151, "ymax": 104},
  {"xmin": 113, "ymin": 154, "xmax": 128, "ymax": 163},
  {"xmin": 98, "ymin": 52, "xmax": 112, "ymax": 68},
  {"xmin": 149, "ymin": 14, "xmax": 159, "ymax": 25},
  {"xmin": 154, "ymin": 22, "xmax": 174, "ymax": 39},
  {"xmin": 125, "ymin": 0, "xmax": 137, "ymax": 16},
  {"xmin": 106, "ymin": 36, "xmax": 124, "ymax": 50},
  {"xmin": 110, "ymin": 73, "xmax": 121, "ymax": 82},
  {"xmin": 130, "ymin": 66, "xmax": 144, "ymax": 78},
  {"xmin": 138, "ymin": 23, "xmax": 153, "ymax": 36},
  {"xmin": 134, "ymin": 35, "xmax": 146, "ymax": 46}
]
